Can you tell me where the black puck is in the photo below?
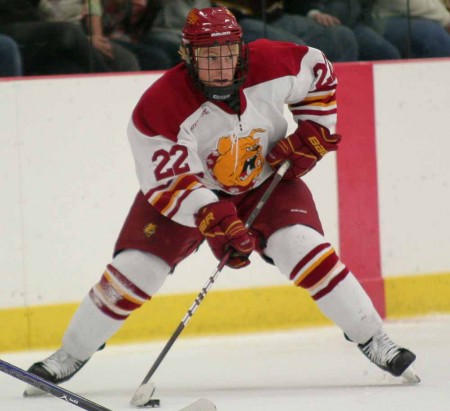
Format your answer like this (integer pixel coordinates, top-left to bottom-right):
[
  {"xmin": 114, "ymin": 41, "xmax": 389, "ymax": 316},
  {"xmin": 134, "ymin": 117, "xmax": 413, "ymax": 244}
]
[{"xmin": 143, "ymin": 399, "xmax": 160, "ymax": 408}]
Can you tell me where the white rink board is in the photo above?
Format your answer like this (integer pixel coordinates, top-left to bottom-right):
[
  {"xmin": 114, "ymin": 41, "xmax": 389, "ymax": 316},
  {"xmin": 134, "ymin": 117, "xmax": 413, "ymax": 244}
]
[
  {"xmin": 374, "ymin": 61, "xmax": 450, "ymax": 277},
  {"xmin": 0, "ymin": 74, "xmax": 155, "ymax": 309},
  {"xmin": 0, "ymin": 82, "xmax": 25, "ymax": 309}
]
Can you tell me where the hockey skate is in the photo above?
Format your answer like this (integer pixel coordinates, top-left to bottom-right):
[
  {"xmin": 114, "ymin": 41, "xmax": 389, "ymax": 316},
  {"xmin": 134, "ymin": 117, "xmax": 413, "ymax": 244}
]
[
  {"xmin": 358, "ymin": 331, "xmax": 420, "ymax": 384},
  {"xmin": 23, "ymin": 348, "xmax": 89, "ymax": 396}
]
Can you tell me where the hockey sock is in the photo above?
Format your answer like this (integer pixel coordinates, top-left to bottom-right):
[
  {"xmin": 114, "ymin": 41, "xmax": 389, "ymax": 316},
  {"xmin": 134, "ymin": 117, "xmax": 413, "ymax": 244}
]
[
  {"xmin": 63, "ymin": 250, "xmax": 170, "ymax": 360},
  {"xmin": 265, "ymin": 225, "xmax": 382, "ymax": 343}
]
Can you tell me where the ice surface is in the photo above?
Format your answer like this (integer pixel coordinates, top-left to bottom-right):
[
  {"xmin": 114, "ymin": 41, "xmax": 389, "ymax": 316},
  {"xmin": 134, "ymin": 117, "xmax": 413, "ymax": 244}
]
[{"xmin": 1, "ymin": 315, "xmax": 449, "ymax": 411}]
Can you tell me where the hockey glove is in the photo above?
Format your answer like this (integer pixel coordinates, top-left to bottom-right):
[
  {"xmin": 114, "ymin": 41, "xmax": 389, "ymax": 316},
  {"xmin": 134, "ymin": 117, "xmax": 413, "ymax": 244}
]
[
  {"xmin": 266, "ymin": 120, "xmax": 341, "ymax": 179},
  {"xmin": 195, "ymin": 201, "xmax": 255, "ymax": 269}
]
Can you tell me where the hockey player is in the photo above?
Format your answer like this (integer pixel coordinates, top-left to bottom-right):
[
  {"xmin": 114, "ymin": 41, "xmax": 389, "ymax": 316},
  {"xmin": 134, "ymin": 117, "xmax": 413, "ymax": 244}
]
[{"xmin": 25, "ymin": 6, "xmax": 419, "ymax": 393}]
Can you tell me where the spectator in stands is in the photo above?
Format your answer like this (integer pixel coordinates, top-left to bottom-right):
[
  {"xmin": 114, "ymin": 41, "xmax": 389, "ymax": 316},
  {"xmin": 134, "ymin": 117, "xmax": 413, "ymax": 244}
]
[
  {"xmin": 0, "ymin": 34, "xmax": 22, "ymax": 76},
  {"xmin": 39, "ymin": 0, "xmax": 140, "ymax": 72},
  {"xmin": 102, "ymin": 0, "xmax": 172, "ymax": 70},
  {"xmin": 142, "ymin": 0, "xmax": 211, "ymax": 68},
  {"xmin": 214, "ymin": 0, "xmax": 359, "ymax": 61},
  {"xmin": 285, "ymin": 0, "xmax": 401, "ymax": 61},
  {"xmin": 0, "ymin": 0, "xmax": 111, "ymax": 75},
  {"xmin": 374, "ymin": 0, "xmax": 450, "ymax": 57}
]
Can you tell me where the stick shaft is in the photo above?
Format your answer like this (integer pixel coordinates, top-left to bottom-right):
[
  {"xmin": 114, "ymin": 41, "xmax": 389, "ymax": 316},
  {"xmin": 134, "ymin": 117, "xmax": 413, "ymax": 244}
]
[
  {"xmin": 0, "ymin": 359, "xmax": 113, "ymax": 411},
  {"xmin": 245, "ymin": 160, "xmax": 290, "ymax": 228},
  {"xmin": 138, "ymin": 161, "xmax": 290, "ymax": 386}
]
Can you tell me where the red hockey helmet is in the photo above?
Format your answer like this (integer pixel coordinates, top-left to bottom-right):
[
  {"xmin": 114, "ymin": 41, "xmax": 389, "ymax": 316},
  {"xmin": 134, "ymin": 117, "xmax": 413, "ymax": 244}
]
[
  {"xmin": 182, "ymin": 7, "xmax": 243, "ymax": 47},
  {"xmin": 180, "ymin": 7, "xmax": 248, "ymax": 102}
]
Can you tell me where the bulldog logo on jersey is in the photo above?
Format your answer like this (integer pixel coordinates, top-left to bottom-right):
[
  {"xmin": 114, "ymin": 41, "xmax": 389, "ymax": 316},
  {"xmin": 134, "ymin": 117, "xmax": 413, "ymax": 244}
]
[{"xmin": 207, "ymin": 128, "xmax": 265, "ymax": 193}]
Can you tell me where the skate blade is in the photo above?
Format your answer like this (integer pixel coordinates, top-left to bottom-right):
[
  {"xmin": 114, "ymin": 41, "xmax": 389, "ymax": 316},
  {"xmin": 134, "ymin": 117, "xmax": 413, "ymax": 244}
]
[
  {"xmin": 401, "ymin": 365, "xmax": 421, "ymax": 384},
  {"xmin": 23, "ymin": 384, "xmax": 48, "ymax": 397},
  {"xmin": 179, "ymin": 398, "xmax": 217, "ymax": 411}
]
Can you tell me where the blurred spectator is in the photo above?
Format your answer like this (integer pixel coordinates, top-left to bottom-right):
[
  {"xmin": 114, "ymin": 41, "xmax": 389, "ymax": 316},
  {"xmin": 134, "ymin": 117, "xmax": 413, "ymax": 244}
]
[
  {"xmin": 102, "ymin": 0, "xmax": 172, "ymax": 70},
  {"xmin": 215, "ymin": 1, "xmax": 358, "ymax": 62},
  {"xmin": 142, "ymin": 0, "xmax": 211, "ymax": 68},
  {"xmin": 374, "ymin": 0, "xmax": 450, "ymax": 57},
  {"xmin": 39, "ymin": 0, "xmax": 140, "ymax": 71},
  {"xmin": 0, "ymin": 34, "xmax": 22, "ymax": 76},
  {"xmin": 213, "ymin": 0, "xmax": 307, "ymax": 45},
  {"xmin": 0, "ymin": 0, "xmax": 112, "ymax": 75},
  {"xmin": 285, "ymin": 0, "xmax": 401, "ymax": 61}
]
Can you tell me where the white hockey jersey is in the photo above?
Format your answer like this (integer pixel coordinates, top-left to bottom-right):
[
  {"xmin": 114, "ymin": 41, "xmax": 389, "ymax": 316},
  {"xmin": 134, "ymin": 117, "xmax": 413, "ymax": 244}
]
[{"xmin": 128, "ymin": 39, "xmax": 337, "ymax": 227}]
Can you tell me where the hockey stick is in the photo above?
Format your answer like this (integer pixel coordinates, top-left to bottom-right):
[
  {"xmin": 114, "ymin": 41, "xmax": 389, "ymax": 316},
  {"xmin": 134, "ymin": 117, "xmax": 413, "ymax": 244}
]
[
  {"xmin": 130, "ymin": 160, "xmax": 290, "ymax": 407},
  {"xmin": 0, "ymin": 359, "xmax": 112, "ymax": 411},
  {"xmin": 1, "ymin": 359, "xmax": 218, "ymax": 411}
]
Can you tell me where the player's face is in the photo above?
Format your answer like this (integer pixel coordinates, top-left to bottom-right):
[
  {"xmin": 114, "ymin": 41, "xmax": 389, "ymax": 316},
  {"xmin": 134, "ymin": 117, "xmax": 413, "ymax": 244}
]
[{"xmin": 196, "ymin": 44, "xmax": 240, "ymax": 88}]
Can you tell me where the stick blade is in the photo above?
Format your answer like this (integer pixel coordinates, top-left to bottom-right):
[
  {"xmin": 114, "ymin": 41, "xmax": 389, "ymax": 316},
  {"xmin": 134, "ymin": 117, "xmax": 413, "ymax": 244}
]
[
  {"xmin": 179, "ymin": 398, "xmax": 217, "ymax": 411},
  {"xmin": 129, "ymin": 381, "xmax": 156, "ymax": 407}
]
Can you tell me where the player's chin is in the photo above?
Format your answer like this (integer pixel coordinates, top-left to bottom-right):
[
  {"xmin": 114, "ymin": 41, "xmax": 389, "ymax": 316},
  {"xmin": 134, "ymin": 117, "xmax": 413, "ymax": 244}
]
[{"xmin": 210, "ymin": 80, "xmax": 233, "ymax": 87}]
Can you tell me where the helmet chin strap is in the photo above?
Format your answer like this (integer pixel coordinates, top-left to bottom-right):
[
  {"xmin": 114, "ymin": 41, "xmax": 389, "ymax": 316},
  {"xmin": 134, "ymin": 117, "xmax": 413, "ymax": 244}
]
[{"xmin": 202, "ymin": 84, "xmax": 236, "ymax": 101}]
